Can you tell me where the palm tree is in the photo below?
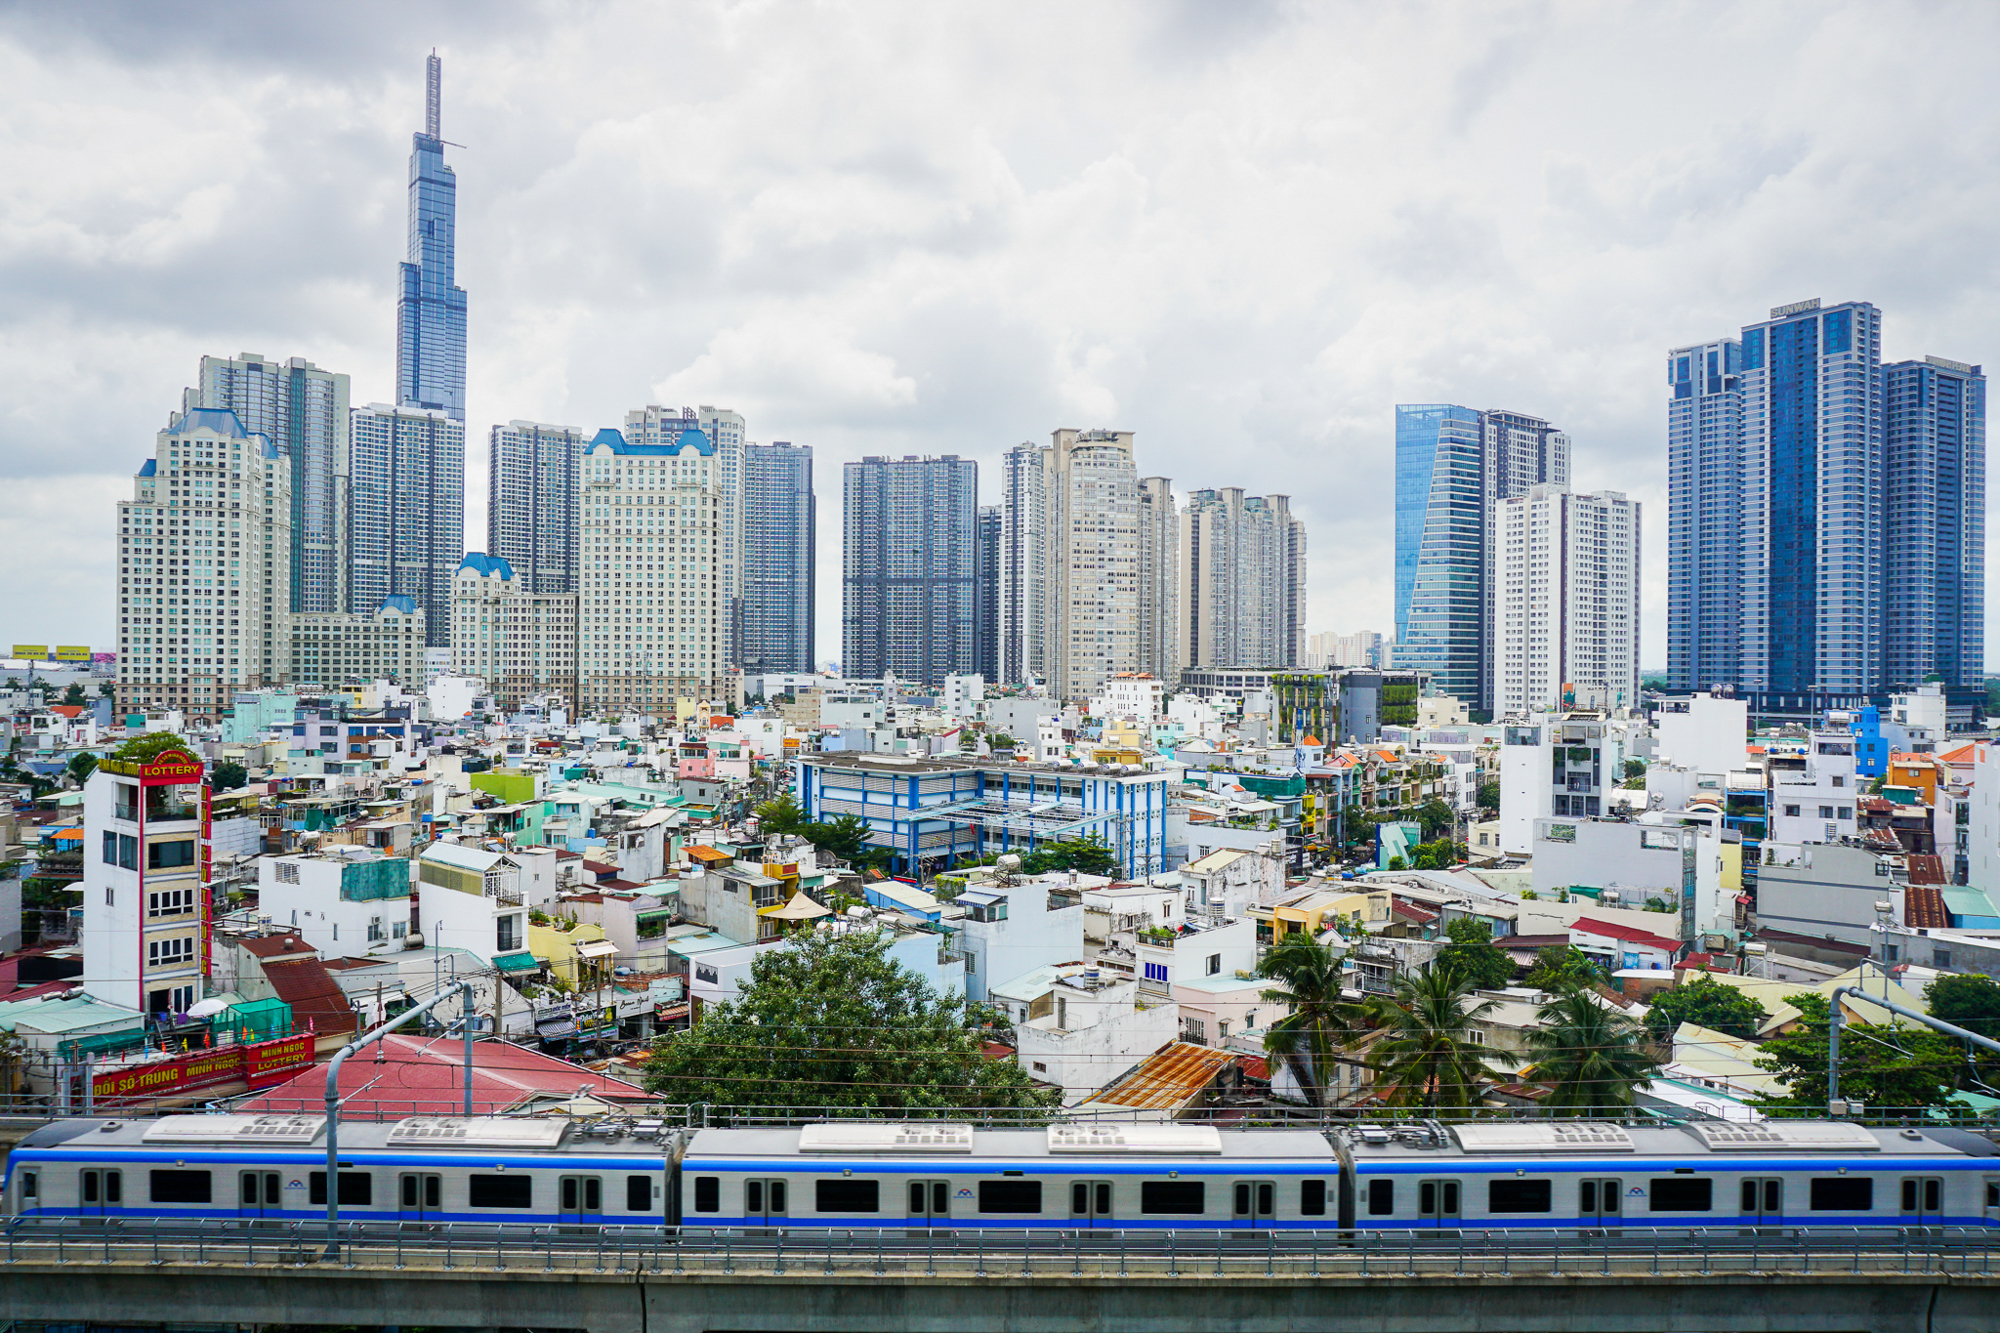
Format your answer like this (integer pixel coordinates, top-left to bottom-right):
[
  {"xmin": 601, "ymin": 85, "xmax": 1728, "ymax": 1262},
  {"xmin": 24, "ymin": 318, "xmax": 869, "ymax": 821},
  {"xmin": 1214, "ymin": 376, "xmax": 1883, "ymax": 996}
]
[
  {"xmin": 1368, "ymin": 963, "xmax": 1505, "ymax": 1115},
  {"xmin": 1256, "ymin": 931, "xmax": 1368, "ymax": 1109},
  {"xmin": 1522, "ymin": 987, "xmax": 1663, "ymax": 1117},
  {"xmin": 754, "ymin": 793, "xmax": 806, "ymax": 837}
]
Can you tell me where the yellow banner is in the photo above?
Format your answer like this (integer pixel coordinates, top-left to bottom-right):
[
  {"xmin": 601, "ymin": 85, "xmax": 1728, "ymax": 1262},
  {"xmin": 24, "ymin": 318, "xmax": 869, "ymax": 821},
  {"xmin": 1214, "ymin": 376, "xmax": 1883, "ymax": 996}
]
[
  {"xmin": 55, "ymin": 646, "xmax": 90, "ymax": 662},
  {"xmin": 10, "ymin": 645, "xmax": 45, "ymax": 659}
]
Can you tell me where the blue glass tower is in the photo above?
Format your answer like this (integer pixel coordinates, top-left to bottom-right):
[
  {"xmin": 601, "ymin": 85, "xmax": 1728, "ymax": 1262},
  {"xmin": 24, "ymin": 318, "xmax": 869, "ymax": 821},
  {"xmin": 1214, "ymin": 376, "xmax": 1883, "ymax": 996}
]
[{"xmin": 396, "ymin": 52, "xmax": 466, "ymax": 421}]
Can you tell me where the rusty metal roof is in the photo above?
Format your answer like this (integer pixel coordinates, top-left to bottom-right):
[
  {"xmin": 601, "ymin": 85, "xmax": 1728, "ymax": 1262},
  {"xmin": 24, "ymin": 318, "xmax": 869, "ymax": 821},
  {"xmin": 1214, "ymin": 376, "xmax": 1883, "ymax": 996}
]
[{"xmin": 1083, "ymin": 1041, "xmax": 1236, "ymax": 1112}]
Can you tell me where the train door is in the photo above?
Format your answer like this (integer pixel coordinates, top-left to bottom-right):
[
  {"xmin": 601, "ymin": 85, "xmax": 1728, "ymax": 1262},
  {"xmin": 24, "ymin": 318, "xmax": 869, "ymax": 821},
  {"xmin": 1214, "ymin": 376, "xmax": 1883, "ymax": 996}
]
[
  {"xmin": 743, "ymin": 1178, "xmax": 787, "ymax": 1225},
  {"xmin": 1417, "ymin": 1178, "xmax": 1460, "ymax": 1228},
  {"xmin": 1577, "ymin": 1178, "xmax": 1623, "ymax": 1229},
  {"xmin": 1232, "ymin": 1180, "xmax": 1277, "ymax": 1229},
  {"xmin": 908, "ymin": 1179, "xmax": 952, "ymax": 1230},
  {"xmin": 1069, "ymin": 1179, "xmax": 1114, "ymax": 1228},
  {"xmin": 398, "ymin": 1172, "xmax": 443, "ymax": 1221},
  {"xmin": 79, "ymin": 1168, "xmax": 121, "ymax": 1216},
  {"xmin": 1984, "ymin": 1178, "xmax": 2000, "ymax": 1224},
  {"xmin": 1740, "ymin": 1177, "xmax": 1783, "ymax": 1226},
  {"xmin": 1900, "ymin": 1177, "xmax": 1944, "ymax": 1227},
  {"xmin": 238, "ymin": 1170, "xmax": 283, "ymax": 1219},
  {"xmin": 560, "ymin": 1175, "xmax": 604, "ymax": 1224}
]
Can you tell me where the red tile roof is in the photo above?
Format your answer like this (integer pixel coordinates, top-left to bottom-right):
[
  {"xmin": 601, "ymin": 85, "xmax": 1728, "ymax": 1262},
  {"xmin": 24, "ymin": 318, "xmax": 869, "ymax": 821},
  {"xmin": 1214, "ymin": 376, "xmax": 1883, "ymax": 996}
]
[
  {"xmin": 237, "ymin": 1032, "xmax": 647, "ymax": 1117},
  {"xmin": 1569, "ymin": 916, "xmax": 1679, "ymax": 953}
]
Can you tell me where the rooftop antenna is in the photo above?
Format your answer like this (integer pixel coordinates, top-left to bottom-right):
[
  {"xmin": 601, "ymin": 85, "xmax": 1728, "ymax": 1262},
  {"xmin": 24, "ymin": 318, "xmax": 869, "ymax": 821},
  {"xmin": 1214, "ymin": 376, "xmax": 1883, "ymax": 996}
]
[{"xmin": 426, "ymin": 50, "xmax": 441, "ymax": 139}]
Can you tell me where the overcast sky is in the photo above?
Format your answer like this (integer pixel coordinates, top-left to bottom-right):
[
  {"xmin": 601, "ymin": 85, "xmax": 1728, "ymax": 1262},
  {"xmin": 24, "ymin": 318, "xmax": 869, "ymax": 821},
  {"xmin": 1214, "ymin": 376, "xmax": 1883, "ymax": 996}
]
[{"xmin": 4, "ymin": 0, "xmax": 1998, "ymax": 669}]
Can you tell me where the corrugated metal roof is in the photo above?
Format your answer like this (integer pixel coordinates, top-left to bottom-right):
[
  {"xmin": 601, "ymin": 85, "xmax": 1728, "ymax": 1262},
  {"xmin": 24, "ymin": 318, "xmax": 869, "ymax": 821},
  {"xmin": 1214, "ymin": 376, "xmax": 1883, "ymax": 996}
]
[
  {"xmin": 1084, "ymin": 1041, "xmax": 1235, "ymax": 1111},
  {"xmin": 1905, "ymin": 884, "xmax": 1951, "ymax": 930}
]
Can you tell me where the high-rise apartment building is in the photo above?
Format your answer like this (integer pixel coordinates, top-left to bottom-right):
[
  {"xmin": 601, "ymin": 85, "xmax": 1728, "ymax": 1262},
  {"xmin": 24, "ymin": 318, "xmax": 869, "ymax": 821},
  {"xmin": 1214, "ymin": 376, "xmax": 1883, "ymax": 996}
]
[
  {"xmin": 349, "ymin": 403, "xmax": 464, "ymax": 648},
  {"xmin": 1491, "ymin": 486, "xmax": 1641, "ymax": 715},
  {"xmin": 184, "ymin": 353, "xmax": 350, "ymax": 614},
  {"xmin": 1137, "ymin": 477, "xmax": 1180, "ymax": 683},
  {"xmin": 1667, "ymin": 299, "xmax": 1982, "ymax": 705},
  {"xmin": 1047, "ymin": 428, "xmax": 1141, "ymax": 702},
  {"xmin": 975, "ymin": 503, "xmax": 1001, "ymax": 685},
  {"xmin": 579, "ymin": 425, "xmax": 728, "ymax": 711},
  {"xmin": 1394, "ymin": 405, "xmax": 1568, "ymax": 713},
  {"xmin": 626, "ymin": 405, "xmax": 745, "ymax": 662},
  {"xmin": 115, "ymin": 408, "xmax": 292, "ymax": 720},
  {"xmin": 842, "ymin": 455, "xmax": 978, "ymax": 685},
  {"xmin": 739, "ymin": 441, "xmax": 815, "ymax": 674},
  {"xmin": 396, "ymin": 53, "xmax": 466, "ymax": 421},
  {"xmin": 285, "ymin": 596, "xmax": 427, "ymax": 690},
  {"xmin": 1179, "ymin": 487, "xmax": 1304, "ymax": 673},
  {"xmin": 487, "ymin": 421, "xmax": 584, "ymax": 595},
  {"xmin": 1885, "ymin": 357, "xmax": 1986, "ymax": 690},
  {"xmin": 452, "ymin": 553, "xmax": 578, "ymax": 710},
  {"xmin": 1307, "ymin": 630, "xmax": 1384, "ymax": 669},
  {"xmin": 998, "ymin": 442, "xmax": 1050, "ymax": 686}
]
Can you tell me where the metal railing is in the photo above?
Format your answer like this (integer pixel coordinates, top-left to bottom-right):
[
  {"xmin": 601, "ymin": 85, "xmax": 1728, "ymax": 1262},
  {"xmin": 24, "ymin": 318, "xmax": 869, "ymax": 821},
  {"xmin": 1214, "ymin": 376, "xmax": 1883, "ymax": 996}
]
[{"xmin": 0, "ymin": 1218, "xmax": 1992, "ymax": 1280}]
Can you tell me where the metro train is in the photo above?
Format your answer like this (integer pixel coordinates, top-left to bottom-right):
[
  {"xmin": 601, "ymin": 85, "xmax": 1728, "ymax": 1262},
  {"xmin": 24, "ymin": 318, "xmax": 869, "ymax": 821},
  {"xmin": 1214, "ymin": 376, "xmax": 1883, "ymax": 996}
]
[{"xmin": 5, "ymin": 1113, "xmax": 1997, "ymax": 1232}]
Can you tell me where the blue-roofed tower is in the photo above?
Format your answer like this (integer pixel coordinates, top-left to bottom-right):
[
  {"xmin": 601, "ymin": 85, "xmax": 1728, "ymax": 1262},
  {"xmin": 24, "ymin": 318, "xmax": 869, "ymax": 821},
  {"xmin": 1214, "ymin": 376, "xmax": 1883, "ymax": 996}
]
[{"xmin": 396, "ymin": 51, "xmax": 467, "ymax": 422}]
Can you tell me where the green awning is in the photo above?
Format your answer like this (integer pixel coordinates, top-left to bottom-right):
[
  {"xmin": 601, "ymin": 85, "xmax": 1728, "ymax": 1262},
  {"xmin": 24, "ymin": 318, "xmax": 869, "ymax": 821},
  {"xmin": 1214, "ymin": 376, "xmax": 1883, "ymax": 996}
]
[{"xmin": 493, "ymin": 951, "xmax": 541, "ymax": 974}]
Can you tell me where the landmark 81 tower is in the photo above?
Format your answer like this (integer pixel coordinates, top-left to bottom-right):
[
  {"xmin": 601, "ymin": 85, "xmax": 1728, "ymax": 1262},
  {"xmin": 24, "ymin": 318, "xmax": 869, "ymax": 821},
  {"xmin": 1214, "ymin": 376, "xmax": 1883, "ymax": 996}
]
[{"xmin": 396, "ymin": 51, "xmax": 466, "ymax": 421}]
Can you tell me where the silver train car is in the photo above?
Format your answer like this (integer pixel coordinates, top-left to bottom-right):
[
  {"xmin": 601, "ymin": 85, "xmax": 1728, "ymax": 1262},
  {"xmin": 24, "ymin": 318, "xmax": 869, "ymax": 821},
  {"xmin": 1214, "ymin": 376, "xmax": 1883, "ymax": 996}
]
[{"xmin": 5, "ymin": 1113, "xmax": 1997, "ymax": 1232}]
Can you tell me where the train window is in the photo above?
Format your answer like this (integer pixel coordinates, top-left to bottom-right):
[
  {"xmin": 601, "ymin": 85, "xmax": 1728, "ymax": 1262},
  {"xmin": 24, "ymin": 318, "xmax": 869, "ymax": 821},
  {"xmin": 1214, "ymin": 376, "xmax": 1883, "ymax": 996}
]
[
  {"xmin": 814, "ymin": 1179, "xmax": 880, "ymax": 1213},
  {"xmin": 1488, "ymin": 1180, "xmax": 1552, "ymax": 1214},
  {"xmin": 468, "ymin": 1174, "xmax": 534, "ymax": 1210},
  {"xmin": 1809, "ymin": 1178, "xmax": 1874, "ymax": 1211},
  {"xmin": 628, "ymin": 1176, "xmax": 652, "ymax": 1213},
  {"xmin": 746, "ymin": 1181, "xmax": 762, "ymax": 1213},
  {"xmin": 978, "ymin": 1180, "xmax": 1044, "ymax": 1214},
  {"xmin": 1140, "ymin": 1181, "xmax": 1207, "ymax": 1215},
  {"xmin": 19, "ymin": 1172, "xmax": 35, "ymax": 1200},
  {"xmin": 150, "ymin": 1170, "xmax": 212, "ymax": 1204},
  {"xmin": 769, "ymin": 1182, "xmax": 788, "ymax": 1214},
  {"xmin": 1648, "ymin": 1178, "xmax": 1713, "ymax": 1212},
  {"xmin": 1301, "ymin": 1179, "xmax": 1327, "ymax": 1217},
  {"xmin": 692, "ymin": 1176, "xmax": 719, "ymax": 1213},
  {"xmin": 309, "ymin": 1172, "xmax": 374, "ymax": 1206},
  {"xmin": 1367, "ymin": 1179, "xmax": 1394, "ymax": 1216}
]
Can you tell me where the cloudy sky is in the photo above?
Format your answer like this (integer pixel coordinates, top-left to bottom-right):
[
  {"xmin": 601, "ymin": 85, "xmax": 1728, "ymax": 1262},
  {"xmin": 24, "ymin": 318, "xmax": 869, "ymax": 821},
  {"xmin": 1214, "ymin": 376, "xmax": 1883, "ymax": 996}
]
[{"xmin": 4, "ymin": 0, "xmax": 1998, "ymax": 668}]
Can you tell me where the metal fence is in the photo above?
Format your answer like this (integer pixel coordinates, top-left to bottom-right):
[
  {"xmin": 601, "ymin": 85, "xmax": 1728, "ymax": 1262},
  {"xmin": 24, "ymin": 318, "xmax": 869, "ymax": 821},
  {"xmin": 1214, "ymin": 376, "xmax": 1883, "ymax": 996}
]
[{"xmin": 0, "ymin": 1219, "xmax": 1993, "ymax": 1280}]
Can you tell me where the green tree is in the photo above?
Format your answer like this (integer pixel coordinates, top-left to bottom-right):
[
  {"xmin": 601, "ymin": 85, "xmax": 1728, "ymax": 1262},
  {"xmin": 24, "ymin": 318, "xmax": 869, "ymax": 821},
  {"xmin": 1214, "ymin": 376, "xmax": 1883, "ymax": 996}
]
[
  {"xmin": 1256, "ymin": 932, "xmax": 1368, "ymax": 1108},
  {"xmin": 111, "ymin": 731, "xmax": 192, "ymax": 762},
  {"xmin": 1642, "ymin": 974, "xmax": 1769, "ymax": 1042},
  {"xmin": 1414, "ymin": 798, "xmax": 1456, "ymax": 841},
  {"xmin": 1526, "ymin": 945, "xmax": 1607, "ymax": 993},
  {"xmin": 754, "ymin": 793, "xmax": 807, "ymax": 837},
  {"xmin": 65, "ymin": 752, "xmax": 97, "ymax": 787},
  {"xmin": 210, "ymin": 760, "xmax": 248, "ymax": 792},
  {"xmin": 1475, "ymin": 780, "xmax": 1499, "ymax": 812},
  {"xmin": 1409, "ymin": 838, "xmax": 1467, "ymax": 870},
  {"xmin": 1367, "ymin": 964, "xmax": 1505, "ymax": 1114},
  {"xmin": 1925, "ymin": 973, "xmax": 2000, "ymax": 1041},
  {"xmin": 641, "ymin": 929, "xmax": 1057, "ymax": 1112},
  {"xmin": 1753, "ymin": 992, "xmax": 1956, "ymax": 1111},
  {"xmin": 800, "ymin": 813, "xmax": 886, "ymax": 869},
  {"xmin": 1622, "ymin": 758, "xmax": 1646, "ymax": 782},
  {"xmin": 987, "ymin": 733, "xmax": 1015, "ymax": 750},
  {"xmin": 1523, "ymin": 987, "xmax": 1663, "ymax": 1116},
  {"xmin": 1434, "ymin": 917, "xmax": 1514, "ymax": 991},
  {"xmin": 61, "ymin": 684, "xmax": 85, "ymax": 707},
  {"xmin": 1020, "ymin": 836, "xmax": 1121, "ymax": 878}
]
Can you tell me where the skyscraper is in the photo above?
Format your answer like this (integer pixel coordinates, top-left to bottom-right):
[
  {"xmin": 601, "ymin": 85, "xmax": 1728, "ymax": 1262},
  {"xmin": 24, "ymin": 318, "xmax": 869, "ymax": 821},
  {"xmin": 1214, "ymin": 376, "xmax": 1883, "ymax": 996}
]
[
  {"xmin": 1137, "ymin": 477, "xmax": 1180, "ymax": 683},
  {"xmin": 488, "ymin": 421, "xmax": 583, "ymax": 595},
  {"xmin": 740, "ymin": 441, "xmax": 815, "ymax": 674},
  {"xmin": 396, "ymin": 52, "xmax": 466, "ymax": 421},
  {"xmin": 626, "ymin": 405, "xmax": 745, "ymax": 662},
  {"xmin": 842, "ymin": 455, "xmax": 978, "ymax": 685},
  {"xmin": 998, "ymin": 442, "xmax": 1049, "ymax": 686},
  {"xmin": 1180, "ymin": 488, "xmax": 1305, "ymax": 672},
  {"xmin": 974, "ymin": 503, "xmax": 1001, "ymax": 685},
  {"xmin": 1886, "ymin": 357, "xmax": 1986, "ymax": 689},
  {"xmin": 184, "ymin": 353, "xmax": 349, "ymax": 614},
  {"xmin": 1491, "ymin": 486, "xmax": 1640, "ymax": 715},
  {"xmin": 349, "ymin": 403, "xmax": 464, "ymax": 647},
  {"xmin": 1047, "ymin": 428, "xmax": 1142, "ymax": 702},
  {"xmin": 1394, "ymin": 405, "xmax": 1568, "ymax": 713}
]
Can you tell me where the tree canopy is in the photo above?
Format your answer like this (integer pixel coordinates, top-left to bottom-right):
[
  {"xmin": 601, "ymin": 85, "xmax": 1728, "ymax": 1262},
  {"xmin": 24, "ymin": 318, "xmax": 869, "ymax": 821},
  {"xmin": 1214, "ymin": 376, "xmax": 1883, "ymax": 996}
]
[
  {"xmin": 111, "ymin": 731, "xmax": 193, "ymax": 762},
  {"xmin": 1414, "ymin": 799, "xmax": 1456, "ymax": 841},
  {"xmin": 210, "ymin": 760, "xmax": 248, "ymax": 792},
  {"xmin": 798, "ymin": 813, "xmax": 889, "ymax": 870},
  {"xmin": 1642, "ymin": 974, "xmax": 1769, "ymax": 1042},
  {"xmin": 1925, "ymin": 972, "xmax": 2000, "ymax": 1041},
  {"xmin": 1526, "ymin": 945, "xmax": 1607, "ymax": 993},
  {"xmin": 1754, "ymin": 992, "xmax": 1957, "ymax": 1112},
  {"xmin": 754, "ymin": 794, "xmax": 807, "ymax": 838},
  {"xmin": 1434, "ymin": 917, "xmax": 1514, "ymax": 991},
  {"xmin": 1018, "ymin": 836, "xmax": 1121, "ymax": 878},
  {"xmin": 641, "ymin": 929, "xmax": 1056, "ymax": 1113},
  {"xmin": 1524, "ymin": 988, "xmax": 1662, "ymax": 1117},
  {"xmin": 65, "ymin": 753, "xmax": 97, "ymax": 787},
  {"xmin": 1368, "ymin": 964, "xmax": 1505, "ymax": 1113},
  {"xmin": 1257, "ymin": 932, "xmax": 1367, "ymax": 1108}
]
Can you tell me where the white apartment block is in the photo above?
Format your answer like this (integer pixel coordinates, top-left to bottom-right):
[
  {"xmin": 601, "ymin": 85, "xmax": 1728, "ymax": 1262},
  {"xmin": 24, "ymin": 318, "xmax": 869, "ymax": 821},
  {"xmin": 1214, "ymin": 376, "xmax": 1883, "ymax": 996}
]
[
  {"xmin": 1766, "ymin": 729, "xmax": 1860, "ymax": 847},
  {"xmin": 624, "ymin": 405, "xmax": 744, "ymax": 660},
  {"xmin": 999, "ymin": 443, "xmax": 1051, "ymax": 686},
  {"xmin": 1049, "ymin": 428, "xmax": 1142, "ymax": 702},
  {"xmin": 1307, "ymin": 630, "xmax": 1384, "ymax": 669},
  {"xmin": 1491, "ymin": 485, "xmax": 1640, "ymax": 717},
  {"xmin": 285, "ymin": 596, "xmax": 426, "ymax": 690},
  {"xmin": 1098, "ymin": 673, "xmax": 1166, "ymax": 723},
  {"xmin": 116, "ymin": 407, "xmax": 292, "ymax": 721},
  {"xmin": 580, "ymin": 426, "xmax": 728, "ymax": 713},
  {"xmin": 1179, "ymin": 487, "xmax": 1306, "ymax": 673},
  {"xmin": 81, "ymin": 754, "xmax": 209, "ymax": 1015},
  {"xmin": 452, "ymin": 554, "xmax": 578, "ymax": 711}
]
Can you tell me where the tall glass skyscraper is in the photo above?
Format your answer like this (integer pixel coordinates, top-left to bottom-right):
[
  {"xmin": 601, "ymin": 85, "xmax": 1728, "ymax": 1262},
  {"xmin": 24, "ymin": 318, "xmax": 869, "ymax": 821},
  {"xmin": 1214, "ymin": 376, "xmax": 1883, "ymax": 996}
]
[
  {"xmin": 488, "ymin": 421, "xmax": 584, "ymax": 595},
  {"xmin": 974, "ymin": 503, "xmax": 1000, "ymax": 684},
  {"xmin": 740, "ymin": 441, "xmax": 815, "ymax": 673},
  {"xmin": 842, "ymin": 455, "xmax": 978, "ymax": 685},
  {"xmin": 350, "ymin": 403, "xmax": 464, "ymax": 647},
  {"xmin": 1886, "ymin": 357, "xmax": 1986, "ymax": 689},
  {"xmin": 396, "ymin": 52, "xmax": 466, "ymax": 422},
  {"xmin": 1394, "ymin": 405, "xmax": 1568, "ymax": 713}
]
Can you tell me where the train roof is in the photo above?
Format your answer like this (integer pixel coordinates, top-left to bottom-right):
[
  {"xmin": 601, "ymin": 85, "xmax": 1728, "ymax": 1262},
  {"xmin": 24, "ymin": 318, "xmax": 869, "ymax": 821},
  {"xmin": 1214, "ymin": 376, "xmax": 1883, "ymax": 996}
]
[
  {"xmin": 1343, "ymin": 1120, "xmax": 1998, "ymax": 1160},
  {"xmin": 17, "ymin": 1114, "xmax": 673, "ymax": 1156},
  {"xmin": 686, "ymin": 1124, "xmax": 1335, "ymax": 1160}
]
